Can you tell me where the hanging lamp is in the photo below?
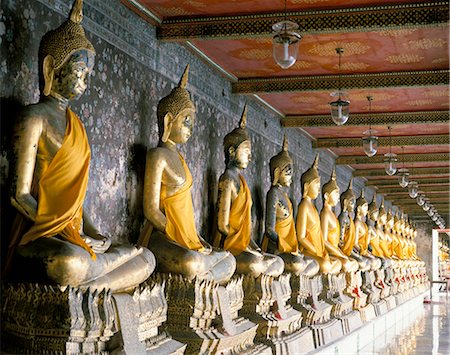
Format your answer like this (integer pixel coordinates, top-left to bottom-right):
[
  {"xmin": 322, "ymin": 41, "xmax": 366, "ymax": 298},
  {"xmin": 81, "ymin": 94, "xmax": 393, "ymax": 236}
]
[
  {"xmin": 398, "ymin": 146, "xmax": 410, "ymax": 187},
  {"xmin": 272, "ymin": 0, "xmax": 302, "ymax": 69},
  {"xmin": 329, "ymin": 48, "xmax": 350, "ymax": 125},
  {"xmin": 362, "ymin": 95, "xmax": 378, "ymax": 157},
  {"xmin": 384, "ymin": 126, "xmax": 397, "ymax": 176}
]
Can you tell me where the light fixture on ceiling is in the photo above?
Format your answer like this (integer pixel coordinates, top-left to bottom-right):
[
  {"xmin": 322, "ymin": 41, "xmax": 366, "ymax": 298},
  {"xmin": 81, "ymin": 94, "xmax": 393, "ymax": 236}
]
[
  {"xmin": 329, "ymin": 48, "xmax": 350, "ymax": 125},
  {"xmin": 362, "ymin": 95, "xmax": 378, "ymax": 157},
  {"xmin": 384, "ymin": 126, "xmax": 397, "ymax": 176},
  {"xmin": 423, "ymin": 201, "xmax": 431, "ymax": 212},
  {"xmin": 416, "ymin": 193, "xmax": 426, "ymax": 206},
  {"xmin": 407, "ymin": 164, "xmax": 418, "ymax": 198},
  {"xmin": 398, "ymin": 146, "xmax": 410, "ymax": 188},
  {"xmin": 272, "ymin": 0, "xmax": 302, "ymax": 69}
]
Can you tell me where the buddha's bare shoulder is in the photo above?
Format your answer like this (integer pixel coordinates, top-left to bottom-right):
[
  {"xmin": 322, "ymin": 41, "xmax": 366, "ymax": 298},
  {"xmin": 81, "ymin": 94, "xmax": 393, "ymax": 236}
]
[{"xmin": 146, "ymin": 145, "xmax": 172, "ymax": 163}]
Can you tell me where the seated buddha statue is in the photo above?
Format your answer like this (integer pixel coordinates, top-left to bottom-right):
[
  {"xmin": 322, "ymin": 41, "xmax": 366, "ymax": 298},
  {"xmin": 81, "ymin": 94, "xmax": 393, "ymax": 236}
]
[
  {"xmin": 354, "ymin": 191, "xmax": 381, "ymax": 270},
  {"xmin": 6, "ymin": 0, "xmax": 154, "ymax": 293},
  {"xmin": 320, "ymin": 168, "xmax": 358, "ymax": 272},
  {"xmin": 138, "ymin": 65, "xmax": 236, "ymax": 284},
  {"xmin": 393, "ymin": 212, "xmax": 406, "ymax": 261},
  {"xmin": 214, "ymin": 106, "xmax": 283, "ymax": 278},
  {"xmin": 367, "ymin": 196, "xmax": 386, "ymax": 259},
  {"xmin": 296, "ymin": 154, "xmax": 342, "ymax": 274},
  {"xmin": 376, "ymin": 199, "xmax": 393, "ymax": 261},
  {"xmin": 338, "ymin": 180, "xmax": 370, "ymax": 271},
  {"xmin": 262, "ymin": 133, "xmax": 319, "ymax": 276},
  {"xmin": 385, "ymin": 209, "xmax": 396, "ymax": 259}
]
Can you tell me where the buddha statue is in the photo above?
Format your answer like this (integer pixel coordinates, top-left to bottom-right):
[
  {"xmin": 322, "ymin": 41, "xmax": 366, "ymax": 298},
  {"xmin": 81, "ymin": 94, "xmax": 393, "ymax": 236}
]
[
  {"xmin": 138, "ymin": 65, "xmax": 236, "ymax": 284},
  {"xmin": 263, "ymin": 133, "xmax": 319, "ymax": 276},
  {"xmin": 354, "ymin": 190, "xmax": 381, "ymax": 270},
  {"xmin": 339, "ymin": 183, "xmax": 370, "ymax": 271},
  {"xmin": 6, "ymin": 0, "xmax": 154, "ymax": 293},
  {"xmin": 385, "ymin": 209, "xmax": 396, "ymax": 259},
  {"xmin": 376, "ymin": 199, "xmax": 392, "ymax": 259},
  {"xmin": 214, "ymin": 106, "xmax": 283, "ymax": 277},
  {"xmin": 320, "ymin": 168, "xmax": 358, "ymax": 272},
  {"xmin": 367, "ymin": 195, "xmax": 384, "ymax": 259},
  {"xmin": 296, "ymin": 154, "xmax": 342, "ymax": 274}
]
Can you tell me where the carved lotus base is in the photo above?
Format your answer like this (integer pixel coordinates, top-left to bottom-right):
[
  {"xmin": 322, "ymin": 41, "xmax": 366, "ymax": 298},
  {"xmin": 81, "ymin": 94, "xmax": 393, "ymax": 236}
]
[
  {"xmin": 240, "ymin": 273, "xmax": 306, "ymax": 353},
  {"xmin": 384, "ymin": 295, "xmax": 397, "ymax": 310},
  {"xmin": 358, "ymin": 303, "xmax": 376, "ymax": 323},
  {"xmin": 151, "ymin": 273, "xmax": 261, "ymax": 354},
  {"xmin": 338, "ymin": 310, "xmax": 363, "ymax": 334},
  {"xmin": 373, "ymin": 299, "xmax": 388, "ymax": 317},
  {"xmin": 321, "ymin": 273, "xmax": 354, "ymax": 319},
  {"xmin": 1, "ymin": 281, "xmax": 184, "ymax": 355},
  {"xmin": 309, "ymin": 318, "xmax": 342, "ymax": 348}
]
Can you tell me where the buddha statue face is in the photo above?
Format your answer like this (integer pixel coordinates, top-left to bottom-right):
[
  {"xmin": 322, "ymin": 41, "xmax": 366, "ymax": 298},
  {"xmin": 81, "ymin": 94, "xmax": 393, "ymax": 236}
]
[
  {"xmin": 325, "ymin": 188, "xmax": 340, "ymax": 207},
  {"xmin": 278, "ymin": 164, "xmax": 293, "ymax": 187},
  {"xmin": 346, "ymin": 195, "xmax": 356, "ymax": 212},
  {"xmin": 166, "ymin": 107, "xmax": 195, "ymax": 144},
  {"xmin": 49, "ymin": 49, "xmax": 95, "ymax": 100},
  {"xmin": 357, "ymin": 202, "xmax": 368, "ymax": 218},
  {"xmin": 379, "ymin": 211, "xmax": 387, "ymax": 225},
  {"xmin": 305, "ymin": 177, "xmax": 321, "ymax": 199},
  {"xmin": 369, "ymin": 209, "xmax": 379, "ymax": 222},
  {"xmin": 229, "ymin": 140, "xmax": 252, "ymax": 169},
  {"xmin": 387, "ymin": 213, "xmax": 394, "ymax": 229}
]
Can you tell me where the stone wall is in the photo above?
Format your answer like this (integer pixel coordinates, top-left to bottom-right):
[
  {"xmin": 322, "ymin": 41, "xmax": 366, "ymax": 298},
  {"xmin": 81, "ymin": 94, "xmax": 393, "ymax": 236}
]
[{"xmin": 0, "ymin": 0, "xmax": 396, "ymax": 250}]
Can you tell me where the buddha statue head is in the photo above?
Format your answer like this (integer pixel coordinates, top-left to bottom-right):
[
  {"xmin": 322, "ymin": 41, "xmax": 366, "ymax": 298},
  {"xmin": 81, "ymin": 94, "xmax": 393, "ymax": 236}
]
[
  {"xmin": 322, "ymin": 167, "xmax": 340, "ymax": 207},
  {"xmin": 413, "ymin": 223, "xmax": 418, "ymax": 239},
  {"xmin": 157, "ymin": 65, "xmax": 196, "ymax": 144},
  {"xmin": 405, "ymin": 216, "xmax": 411, "ymax": 237},
  {"xmin": 269, "ymin": 133, "xmax": 293, "ymax": 186},
  {"xmin": 368, "ymin": 194, "xmax": 379, "ymax": 221},
  {"xmin": 301, "ymin": 153, "xmax": 320, "ymax": 198},
  {"xmin": 400, "ymin": 212, "xmax": 406, "ymax": 236},
  {"xmin": 223, "ymin": 105, "xmax": 251, "ymax": 169},
  {"xmin": 39, "ymin": 0, "xmax": 95, "ymax": 100},
  {"xmin": 340, "ymin": 177, "xmax": 355, "ymax": 213},
  {"xmin": 393, "ymin": 211, "xmax": 402, "ymax": 234},
  {"xmin": 387, "ymin": 209, "xmax": 395, "ymax": 230},
  {"xmin": 378, "ymin": 198, "xmax": 387, "ymax": 225},
  {"xmin": 356, "ymin": 188, "xmax": 368, "ymax": 218}
]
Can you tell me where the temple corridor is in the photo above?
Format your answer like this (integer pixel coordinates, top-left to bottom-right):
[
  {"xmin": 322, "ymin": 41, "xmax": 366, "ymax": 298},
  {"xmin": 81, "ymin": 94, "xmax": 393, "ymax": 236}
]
[{"xmin": 360, "ymin": 293, "xmax": 449, "ymax": 355}]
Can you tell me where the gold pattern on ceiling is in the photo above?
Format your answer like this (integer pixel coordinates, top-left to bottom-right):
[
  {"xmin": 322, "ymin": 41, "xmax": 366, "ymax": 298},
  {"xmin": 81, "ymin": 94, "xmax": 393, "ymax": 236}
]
[
  {"xmin": 333, "ymin": 62, "xmax": 370, "ymax": 71},
  {"xmin": 292, "ymin": 95, "xmax": 321, "ymax": 104},
  {"xmin": 406, "ymin": 38, "xmax": 447, "ymax": 50},
  {"xmin": 432, "ymin": 58, "xmax": 448, "ymax": 64},
  {"xmin": 385, "ymin": 54, "xmax": 424, "ymax": 64},
  {"xmin": 377, "ymin": 29, "xmax": 417, "ymax": 37},
  {"xmin": 426, "ymin": 90, "xmax": 448, "ymax": 97},
  {"xmin": 407, "ymin": 99, "xmax": 434, "ymax": 106},
  {"xmin": 308, "ymin": 41, "xmax": 371, "ymax": 56},
  {"xmin": 235, "ymin": 48, "xmax": 272, "ymax": 60},
  {"xmin": 291, "ymin": 0, "xmax": 331, "ymax": 4},
  {"xmin": 290, "ymin": 60, "xmax": 313, "ymax": 69},
  {"xmin": 352, "ymin": 92, "xmax": 396, "ymax": 101}
]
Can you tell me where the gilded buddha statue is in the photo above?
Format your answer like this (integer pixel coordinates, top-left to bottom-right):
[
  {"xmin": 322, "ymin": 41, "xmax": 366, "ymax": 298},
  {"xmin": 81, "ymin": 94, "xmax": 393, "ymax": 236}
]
[
  {"xmin": 367, "ymin": 195, "xmax": 386, "ymax": 259},
  {"xmin": 320, "ymin": 168, "xmax": 358, "ymax": 273},
  {"xmin": 354, "ymin": 190, "xmax": 381, "ymax": 270},
  {"xmin": 376, "ymin": 199, "xmax": 393, "ymax": 260},
  {"xmin": 6, "ymin": 0, "xmax": 154, "ymax": 292},
  {"xmin": 296, "ymin": 154, "xmax": 342, "ymax": 274},
  {"xmin": 338, "ymin": 182, "xmax": 370, "ymax": 271},
  {"xmin": 138, "ymin": 65, "xmax": 236, "ymax": 284},
  {"xmin": 263, "ymin": 134, "xmax": 319, "ymax": 276},
  {"xmin": 214, "ymin": 106, "xmax": 283, "ymax": 277}
]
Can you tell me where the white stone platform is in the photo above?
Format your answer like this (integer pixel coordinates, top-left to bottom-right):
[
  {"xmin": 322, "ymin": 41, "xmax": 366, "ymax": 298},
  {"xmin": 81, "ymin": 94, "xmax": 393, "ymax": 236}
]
[{"xmin": 311, "ymin": 290, "xmax": 427, "ymax": 354}]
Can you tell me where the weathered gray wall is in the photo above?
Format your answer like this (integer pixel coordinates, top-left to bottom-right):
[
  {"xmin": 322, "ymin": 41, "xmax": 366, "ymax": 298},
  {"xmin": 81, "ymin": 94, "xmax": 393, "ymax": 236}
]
[{"xmin": 0, "ymin": 0, "xmax": 402, "ymax": 251}]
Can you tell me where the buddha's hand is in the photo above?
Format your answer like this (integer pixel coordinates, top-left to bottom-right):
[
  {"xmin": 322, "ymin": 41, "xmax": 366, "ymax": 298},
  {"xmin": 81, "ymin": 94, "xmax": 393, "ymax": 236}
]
[
  {"xmin": 199, "ymin": 244, "xmax": 212, "ymax": 255},
  {"xmin": 83, "ymin": 233, "xmax": 111, "ymax": 253},
  {"xmin": 245, "ymin": 246, "xmax": 263, "ymax": 257}
]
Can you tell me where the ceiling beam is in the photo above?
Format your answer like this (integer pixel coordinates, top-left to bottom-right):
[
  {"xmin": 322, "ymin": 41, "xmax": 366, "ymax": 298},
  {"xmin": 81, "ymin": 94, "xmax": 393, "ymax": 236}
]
[
  {"xmin": 282, "ymin": 111, "xmax": 448, "ymax": 127},
  {"xmin": 313, "ymin": 134, "xmax": 448, "ymax": 149},
  {"xmin": 353, "ymin": 167, "xmax": 449, "ymax": 177},
  {"xmin": 391, "ymin": 197, "xmax": 449, "ymax": 204},
  {"xmin": 155, "ymin": 2, "xmax": 449, "ymax": 40},
  {"xmin": 367, "ymin": 177, "xmax": 449, "ymax": 187},
  {"xmin": 232, "ymin": 70, "xmax": 448, "ymax": 94},
  {"xmin": 336, "ymin": 153, "xmax": 450, "ymax": 165}
]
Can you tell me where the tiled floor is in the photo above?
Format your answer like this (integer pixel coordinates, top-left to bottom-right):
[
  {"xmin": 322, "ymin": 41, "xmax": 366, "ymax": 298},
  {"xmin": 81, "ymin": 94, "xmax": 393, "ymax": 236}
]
[{"xmin": 360, "ymin": 292, "xmax": 449, "ymax": 355}]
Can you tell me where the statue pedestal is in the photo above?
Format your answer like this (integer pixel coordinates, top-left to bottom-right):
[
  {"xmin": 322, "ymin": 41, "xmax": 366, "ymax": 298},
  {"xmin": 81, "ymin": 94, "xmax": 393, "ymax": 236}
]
[
  {"xmin": 292, "ymin": 274, "xmax": 342, "ymax": 348},
  {"xmin": 153, "ymin": 273, "xmax": 263, "ymax": 354},
  {"xmin": 384, "ymin": 295, "xmax": 397, "ymax": 311},
  {"xmin": 1, "ymin": 282, "xmax": 183, "ymax": 354},
  {"xmin": 373, "ymin": 299, "xmax": 388, "ymax": 317},
  {"xmin": 240, "ymin": 273, "xmax": 307, "ymax": 354},
  {"xmin": 358, "ymin": 303, "xmax": 377, "ymax": 323},
  {"xmin": 321, "ymin": 273, "xmax": 362, "ymax": 334},
  {"xmin": 362, "ymin": 271, "xmax": 381, "ymax": 304}
]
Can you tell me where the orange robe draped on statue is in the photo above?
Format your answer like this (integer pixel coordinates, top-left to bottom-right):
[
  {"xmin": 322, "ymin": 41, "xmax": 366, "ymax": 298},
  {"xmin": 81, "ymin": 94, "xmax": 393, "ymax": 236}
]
[
  {"xmin": 299, "ymin": 208, "xmax": 327, "ymax": 258},
  {"xmin": 342, "ymin": 218, "xmax": 356, "ymax": 256},
  {"xmin": 18, "ymin": 108, "xmax": 94, "ymax": 258},
  {"xmin": 262, "ymin": 198, "xmax": 298, "ymax": 254},
  {"xmin": 327, "ymin": 217, "xmax": 340, "ymax": 248},
  {"xmin": 157, "ymin": 154, "xmax": 203, "ymax": 251},
  {"xmin": 220, "ymin": 175, "xmax": 252, "ymax": 256},
  {"xmin": 358, "ymin": 222, "xmax": 370, "ymax": 256}
]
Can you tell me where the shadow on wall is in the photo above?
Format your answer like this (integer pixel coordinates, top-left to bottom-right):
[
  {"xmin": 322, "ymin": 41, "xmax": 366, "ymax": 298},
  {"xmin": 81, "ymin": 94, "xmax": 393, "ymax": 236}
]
[
  {"xmin": 1, "ymin": 97, "xmax": 25, "ymax": 270},
  {"xmin": 127, "ymin": 143, "xmax": 147, "ymax": 244}
]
